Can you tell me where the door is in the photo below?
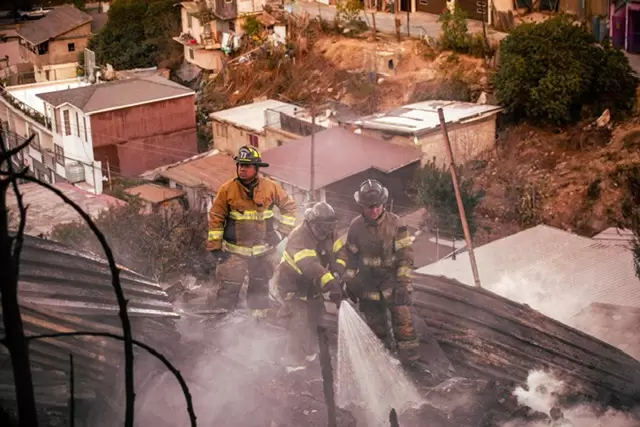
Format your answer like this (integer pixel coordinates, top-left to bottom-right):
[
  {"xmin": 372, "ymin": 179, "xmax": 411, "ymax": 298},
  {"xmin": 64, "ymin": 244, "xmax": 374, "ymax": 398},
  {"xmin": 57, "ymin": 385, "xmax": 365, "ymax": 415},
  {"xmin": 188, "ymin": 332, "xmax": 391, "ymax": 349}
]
[
  {"xmin": 629, "ymin": 10, "xmax": 640, "ymax": 53},
  {"xmin": 612, "ymin": 13, "xmax": 626, "ymax": 49},
  {"xmin": 416, "ymin": 0, "xmax": 446, "ymax": 15}
]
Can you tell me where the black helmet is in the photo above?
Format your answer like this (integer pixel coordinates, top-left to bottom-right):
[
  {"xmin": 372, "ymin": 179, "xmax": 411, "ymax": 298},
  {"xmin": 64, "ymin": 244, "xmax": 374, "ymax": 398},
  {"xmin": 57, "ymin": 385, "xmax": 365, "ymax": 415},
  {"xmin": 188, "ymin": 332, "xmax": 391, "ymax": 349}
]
[
  {"xmin": 234, "ymin": 145, "xmax": 269, "ymax": 167},
  {"xmin": 304, "ymin": 202, "xmax": 337, "ymax": 238},
  {"xmin": 354, "ymin": 179, "xmax": 388, "ymax": 207}
]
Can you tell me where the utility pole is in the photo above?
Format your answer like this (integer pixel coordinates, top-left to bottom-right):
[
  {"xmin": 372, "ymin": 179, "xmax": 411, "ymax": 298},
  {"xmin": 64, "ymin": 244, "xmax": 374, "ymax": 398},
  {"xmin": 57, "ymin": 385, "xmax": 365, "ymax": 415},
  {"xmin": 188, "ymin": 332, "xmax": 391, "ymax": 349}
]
[
  {"xmin": 309, "ymin": 109, "xmax": 316, "ymax": 204},
  {"xmin": 106, "ymin": 160, "xmax": 112, "ymax": 191},
  {"xmin": 437, "ymin": 108, "xmax": 482, "ymax": 288},
  {"xmin": 394, "ymin": 0, "xmax": 401, "ymax": 41}
]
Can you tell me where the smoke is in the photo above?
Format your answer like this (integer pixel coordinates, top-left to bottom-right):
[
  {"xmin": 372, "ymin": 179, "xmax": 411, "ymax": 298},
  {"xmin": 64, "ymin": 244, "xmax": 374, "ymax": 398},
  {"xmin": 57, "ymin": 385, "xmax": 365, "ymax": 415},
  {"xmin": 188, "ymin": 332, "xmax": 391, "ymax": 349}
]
[
  {"xmin": 488, "ymin": 270, "xmax": 640, "ymax": 361},
  {"xmin": 501, "ymin": 370, "xmax": 637, "ymax": 427},
  {"xmin": 95, "ymin": 311, "xmax": 317, "ymax": 427}
]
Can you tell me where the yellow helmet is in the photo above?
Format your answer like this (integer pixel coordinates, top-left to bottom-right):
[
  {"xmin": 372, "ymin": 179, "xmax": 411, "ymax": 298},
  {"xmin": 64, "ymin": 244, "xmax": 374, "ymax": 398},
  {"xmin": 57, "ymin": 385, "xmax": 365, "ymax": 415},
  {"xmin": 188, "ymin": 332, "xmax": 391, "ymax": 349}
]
[{"xmin": 234, "ymin": 146, "xmax": 269, "ymax": 167}]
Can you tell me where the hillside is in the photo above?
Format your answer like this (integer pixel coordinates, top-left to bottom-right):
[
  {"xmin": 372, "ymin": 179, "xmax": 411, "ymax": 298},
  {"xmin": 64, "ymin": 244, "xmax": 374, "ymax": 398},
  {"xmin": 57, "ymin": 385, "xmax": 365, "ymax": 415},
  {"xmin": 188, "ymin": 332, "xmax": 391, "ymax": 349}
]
[{"xmin": 469, "ymin": 119, "xmax": 640, "ymax": 244}]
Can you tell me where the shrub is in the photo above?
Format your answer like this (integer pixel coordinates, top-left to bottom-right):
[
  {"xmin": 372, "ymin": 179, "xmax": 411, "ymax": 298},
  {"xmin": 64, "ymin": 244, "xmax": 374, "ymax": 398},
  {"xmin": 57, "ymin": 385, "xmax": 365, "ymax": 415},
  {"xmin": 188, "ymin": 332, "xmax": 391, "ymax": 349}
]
[
  {"xmin": 494, "ymin": 15, "xmax": 639, "ymax": 125},
  {"xmin": 438, "ymin": 7, "xmax": 489, "ymax": 58},
  {"xmin": 412, "ymin": 159, "xmax": 483, "ymax": 237},
  {"xmin": 243, "ymin": 15, "xmax": 261, "ymax": 38}
]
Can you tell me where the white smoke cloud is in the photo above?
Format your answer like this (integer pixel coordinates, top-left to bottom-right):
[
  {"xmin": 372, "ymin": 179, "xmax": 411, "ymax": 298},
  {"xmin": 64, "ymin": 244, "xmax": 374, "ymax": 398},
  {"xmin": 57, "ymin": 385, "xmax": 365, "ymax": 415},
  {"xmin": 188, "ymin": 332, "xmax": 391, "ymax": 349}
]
[{"xmin": 501, "ymin": 370, "xmax": 638, "ymax": 427}]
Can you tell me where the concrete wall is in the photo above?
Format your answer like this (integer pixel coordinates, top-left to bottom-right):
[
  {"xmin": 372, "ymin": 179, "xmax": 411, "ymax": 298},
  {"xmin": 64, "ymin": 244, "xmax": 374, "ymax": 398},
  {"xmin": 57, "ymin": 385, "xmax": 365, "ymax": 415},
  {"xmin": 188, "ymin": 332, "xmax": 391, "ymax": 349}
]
[
  {"xmin": 212, "ymin": 120, "xmax": 264, "ymax": 155},
  {"xmin": 361, "ymin": 116, "xmax": 497, "ymax": 168},
  {"xmin": 263, "ymin": 127, "xmax": 299, "ymax": 151},
  {"xmin": 184, "ymin": 45, "xmax": 224, "ymax": 71}
]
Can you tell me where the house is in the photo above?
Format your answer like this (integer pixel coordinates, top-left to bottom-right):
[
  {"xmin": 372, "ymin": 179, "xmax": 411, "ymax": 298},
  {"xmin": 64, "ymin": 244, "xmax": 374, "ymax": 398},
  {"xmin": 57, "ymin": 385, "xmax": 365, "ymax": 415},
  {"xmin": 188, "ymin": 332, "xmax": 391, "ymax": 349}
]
[
  {"xmin": 261, "ymin": 127, "xmax": 422, "ymax": 225},
  {"xmin": 173, "ymin": 0, "xmax": 267, "ymax": 71},
  {"xmin": 263, "ymin": 101, "xmax": 356, "ymax": 149},
  {"xmin": 36, "ymin": 75, "xmax": 198, "ymax": 177},
  {"xmin": 415, "ymin": 224, "xmax": 640, "ymax": 356},
  {"xmin": 611, "ymin": 0, "xmax": 640, "ymax": 52},
  {"xmin": 211, "ymin": 99, "xmax": 300, "ymax": 154},
  {"xmin": 5, "ymin": 181, "xmax": 124, "ymax": 235},
  {"xmin": 0, "ymin": 79, "xmax": 105, "ymax": 193},
  {"xmin": 140, "ymin": 150, "xmax": 237, "ymax": 212},
  {"xmin": 16, "ymin": 5, "xmax": 92, "ymax": 83},
  {"xmin": 125, "ymin": 183, "xmax": 186, "ymax": 215},
  {"xmin": 353, "ymin": 100, "xmax": 503, "ymax": 168}
]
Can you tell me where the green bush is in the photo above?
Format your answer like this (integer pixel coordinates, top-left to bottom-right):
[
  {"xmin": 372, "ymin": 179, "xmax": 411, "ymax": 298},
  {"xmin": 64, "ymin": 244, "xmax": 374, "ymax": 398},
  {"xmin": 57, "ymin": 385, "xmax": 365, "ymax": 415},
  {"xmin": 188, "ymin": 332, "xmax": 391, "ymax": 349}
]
[
  {"xmin": 243, "ymin": 15, "xmax": 261, "ymax": 38},
  {"xmin": 412, "ymin": 159, "xmax": 483, "ymax": 237},
  {"xmin": 438, "ymin": 7, "xmax": 488, "ymax": 58},
  {"xmin": 494, "ymin": 15, "xmax": 639, "ymax": 124}
]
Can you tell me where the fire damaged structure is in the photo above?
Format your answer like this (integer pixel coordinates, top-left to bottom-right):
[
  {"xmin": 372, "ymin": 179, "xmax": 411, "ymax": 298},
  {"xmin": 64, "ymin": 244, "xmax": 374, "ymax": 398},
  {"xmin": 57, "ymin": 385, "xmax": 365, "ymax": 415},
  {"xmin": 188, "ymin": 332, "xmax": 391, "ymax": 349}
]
[
  {"xmin": 3, "ymin": 239, "xmax": 640, "ymax": 425},
  {"xmin": 0, "ymin": 235, "xmax": 180, "ymax": 425}
]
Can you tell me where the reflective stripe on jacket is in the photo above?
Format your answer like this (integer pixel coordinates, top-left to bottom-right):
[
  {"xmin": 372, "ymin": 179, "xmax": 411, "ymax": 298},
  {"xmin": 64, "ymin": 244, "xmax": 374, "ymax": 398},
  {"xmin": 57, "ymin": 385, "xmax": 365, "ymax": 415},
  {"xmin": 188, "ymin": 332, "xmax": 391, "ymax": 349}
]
[
  {"xmin": 274, "ymin": 223, "xmax": 345, "ymax": 299},
  {"xmin": 206, "ymin": 176, "xmax": 298, "ymax": 254},
  {"xmin": 344, "ymin": 211, "xmax": 414, "ymax": 293}
]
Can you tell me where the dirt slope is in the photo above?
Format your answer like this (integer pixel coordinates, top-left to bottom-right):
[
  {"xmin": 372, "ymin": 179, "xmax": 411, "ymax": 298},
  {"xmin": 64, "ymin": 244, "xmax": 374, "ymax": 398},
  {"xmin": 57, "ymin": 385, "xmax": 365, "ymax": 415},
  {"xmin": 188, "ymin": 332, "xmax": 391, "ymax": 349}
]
[{"xmin": 469, "ymin": 119, "xmax": 640, "ymax": 244}]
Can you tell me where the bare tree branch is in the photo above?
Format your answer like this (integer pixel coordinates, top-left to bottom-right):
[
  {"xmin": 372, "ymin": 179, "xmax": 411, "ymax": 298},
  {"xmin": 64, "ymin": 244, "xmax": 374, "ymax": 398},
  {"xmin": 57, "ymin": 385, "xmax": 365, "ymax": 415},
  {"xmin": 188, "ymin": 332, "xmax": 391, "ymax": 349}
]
[
  {"xmin": 0, "ymin": 133, "xmax": 39, "ymax": 426},
  {"xmin": 0, "ymin": 170, "xmax": 136, "ymax": 427},
  {"xmin": 21, "ymin": 331, "xmax": 197, "ymax": 427},
  {"xmin": 69, "ymin": 354, "xmax": 75, "ymax": 427}
]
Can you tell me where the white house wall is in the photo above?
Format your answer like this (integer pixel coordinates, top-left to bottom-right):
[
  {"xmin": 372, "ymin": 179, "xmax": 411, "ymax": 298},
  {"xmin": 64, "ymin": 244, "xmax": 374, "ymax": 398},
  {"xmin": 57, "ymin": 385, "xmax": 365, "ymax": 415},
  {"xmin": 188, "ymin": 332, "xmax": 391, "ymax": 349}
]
[{"xmin": 56, "ymin": 105, "xmax": 95, "ymax": 165}]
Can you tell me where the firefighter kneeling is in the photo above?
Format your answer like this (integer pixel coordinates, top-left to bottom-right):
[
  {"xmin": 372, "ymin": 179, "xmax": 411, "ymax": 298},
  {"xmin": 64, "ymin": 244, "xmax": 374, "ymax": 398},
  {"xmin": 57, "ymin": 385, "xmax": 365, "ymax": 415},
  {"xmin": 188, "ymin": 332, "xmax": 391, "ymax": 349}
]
[
  {"xmin": 344, "ymin": 179, "xmax": 428, "ymax": 372},
  {"xmin": 274, "ymin": 202, "xmax": 346, "ymax": 364}
]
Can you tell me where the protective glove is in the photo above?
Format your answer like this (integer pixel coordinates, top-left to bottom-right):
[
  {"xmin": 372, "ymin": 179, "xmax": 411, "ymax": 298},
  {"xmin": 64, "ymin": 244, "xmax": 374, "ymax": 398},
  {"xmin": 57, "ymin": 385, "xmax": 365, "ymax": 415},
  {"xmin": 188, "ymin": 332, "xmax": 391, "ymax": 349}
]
[{"xmin": 324, "ymin": 278, "xmax": 343, "ymax": 307}]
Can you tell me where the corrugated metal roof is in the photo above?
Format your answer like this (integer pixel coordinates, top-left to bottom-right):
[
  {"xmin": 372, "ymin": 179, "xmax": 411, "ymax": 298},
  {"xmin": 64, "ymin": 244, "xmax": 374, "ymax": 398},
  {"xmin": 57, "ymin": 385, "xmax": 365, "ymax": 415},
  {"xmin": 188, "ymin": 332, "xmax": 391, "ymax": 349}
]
[
  {"xmin": 125, "ymin": 183, "xmax": 185, "ymax": 204},
  {"xmin": 17, "ymin": 5, "xmax": 92, "ymax": 45},
  {"xmin": 0, "ymin": 235, "xmax": 180, "ymax": 418},
  {"xmin": 5, "ymin": 182, "xmax": 125, "ymax": 236},
  {"xmin": 592, "ymin": 227, "xmax": 635, "ymax": 245},
  {"xmin": 261, "ymin": 127, "xmax": 421, "ymax": 190},
  {"xmin": 157, "ymin": 153, "xmax": 237, "ymax": 190},
  {"xmin": 416, "ymin": 224, "xmax": 640, "ymax": 320},
  {"xmin": 36, "ymin": 76, "xmax": 194, "ymax": 115},
  {"xmin": 353, "ymin": 100, "xmax": 503, "ymax": 136},
  {"xmin": 210, "ymin": 99, "xmax": 297, "ymax": 133}
]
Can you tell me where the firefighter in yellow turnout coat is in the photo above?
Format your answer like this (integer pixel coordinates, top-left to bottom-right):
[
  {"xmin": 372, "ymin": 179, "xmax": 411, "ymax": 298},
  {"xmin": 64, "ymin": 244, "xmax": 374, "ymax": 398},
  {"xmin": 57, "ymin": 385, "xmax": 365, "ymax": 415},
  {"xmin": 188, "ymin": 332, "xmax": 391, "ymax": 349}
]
[
  {"xmin": 344, "ymin": 179, "xmax": 423, "ymax": 366},
  {"xmin": 206, "ymin": 146, "xmax": 298, "ymax": 318},
  {"xmin": 274, "ymin": 202, "xmax": 346, "ymax": 361}
]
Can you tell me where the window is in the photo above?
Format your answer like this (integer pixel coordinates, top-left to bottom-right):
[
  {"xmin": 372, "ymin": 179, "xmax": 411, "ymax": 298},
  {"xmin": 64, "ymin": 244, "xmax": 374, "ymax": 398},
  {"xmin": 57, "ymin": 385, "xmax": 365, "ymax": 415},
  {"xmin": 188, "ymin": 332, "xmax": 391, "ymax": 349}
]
[
  {"xmin": 37, "ymin": 42, "xmax": 49, "ymax": 55},
  {"xmin": 68, "ymin": 42, "xmax": 75, "ymax": 52},
  {"xmin": 249, "ymin": 134, "xmax": 259, "ymax": 147},
  {"xmin": 54, "ymin": 144, "xmax": 64, "ymax": 166},
  {"xmin": 31, "ymin": 131, "xmax": 41, "ymax": 151},
  {"xmin": 83, "ymin": 117, "xmax": 88, "ymax": 142},
  {"xmin": 187, "ymin": 13, "xmax": 193, "ymax": 28},
  {"xmin": 228, "ymin": 21, "xmax": 235, "ymax": 32},
  {"xmin": 53, "ymin": 109, "xmax": 59, "ymax": 133},
  {"xmin": 63, "ymin": 110, "xmax": 71, "ymax": 136},
  {"xmin": 188, "ymin": 48, "xmax": 194, "ymax": 60},
  {"xmin": 75, "ymin": 112, "xmax": 80, "ymax": 137}
]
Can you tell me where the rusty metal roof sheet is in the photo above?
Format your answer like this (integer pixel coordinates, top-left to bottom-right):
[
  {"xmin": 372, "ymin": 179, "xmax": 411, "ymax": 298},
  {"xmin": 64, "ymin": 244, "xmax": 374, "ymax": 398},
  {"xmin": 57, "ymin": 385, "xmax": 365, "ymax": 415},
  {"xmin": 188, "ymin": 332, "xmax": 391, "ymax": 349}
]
[
  {"xmin": 17, "ymin": 5, "xmax": 92, "ymax": 45},
  {"xmin": 416, "ymin": 224, "xmax": 640, "ymax": 321},
  {"xmin": 16, "ymin": 235, "xmax": 178, "ymax": 317},
  {"xmin": 36, "ymin": 75, "xmax": 194, "ymax": 115},
  {"xmin": 155, "ymin": 153, "xmax": 237, "ymax": 190},
  {"xmin": 0, "ymin": 235, "xmax": 180, "ymax": 418},
  {"xmin": 261, "ymin": 127, "xmax": 422, "ymax": 190},
  {"xmin": 6, "ymin": 182, "xmax": 125, "ymax": 236},
  {"xmin": 125, "ymin": 183, "xmax": 185, "ymax": 204}
]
